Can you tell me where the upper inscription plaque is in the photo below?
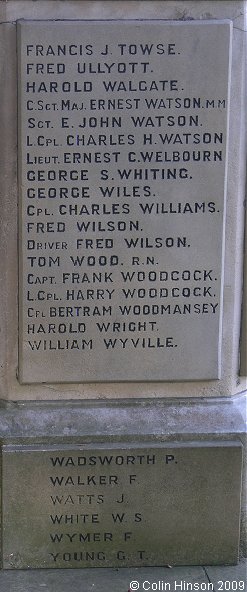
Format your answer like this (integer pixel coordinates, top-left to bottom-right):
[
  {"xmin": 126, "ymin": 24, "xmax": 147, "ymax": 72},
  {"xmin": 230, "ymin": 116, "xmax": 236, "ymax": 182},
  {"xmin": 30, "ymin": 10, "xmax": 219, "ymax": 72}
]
[{"xmin": 18, "ymin": 20, "xmax": 232, "ymax": 383}]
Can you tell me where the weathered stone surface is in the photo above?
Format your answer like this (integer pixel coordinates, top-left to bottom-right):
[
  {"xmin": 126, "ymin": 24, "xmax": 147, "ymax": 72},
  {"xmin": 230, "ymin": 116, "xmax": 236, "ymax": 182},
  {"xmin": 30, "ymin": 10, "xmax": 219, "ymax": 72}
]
[
  {"xmin": 205, "ymin": 561, "xmax": 247, "ymax": 586},
  {"xmin": 240, "ymin": 202, "xmax": 247, "ymax": 376},
  {"xmin": 1, "ymin": 562, "xmax": 247, "ymax": 592},
  {"xmin": 17, "ymin": 20, "xmax": 231, "ymax": 383},
  {"xmin": 0, "ymin": 563, "xmax": 241, "ymax": 592},
  {"xmin": 2, "ymin": 441, "xmax": 242, "ymax": 568}
]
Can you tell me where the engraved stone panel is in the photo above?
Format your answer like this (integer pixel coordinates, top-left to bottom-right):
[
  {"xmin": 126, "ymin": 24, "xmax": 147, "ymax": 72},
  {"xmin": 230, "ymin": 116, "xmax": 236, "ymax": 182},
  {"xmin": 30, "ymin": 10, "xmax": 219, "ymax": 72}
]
[
  {"xmin": 2, "ymin": 442, "xmax": 242, "ymax": 568},
  {"xmin": 17, "ymin": 20, "xmax": 232, "ymax": 383}
]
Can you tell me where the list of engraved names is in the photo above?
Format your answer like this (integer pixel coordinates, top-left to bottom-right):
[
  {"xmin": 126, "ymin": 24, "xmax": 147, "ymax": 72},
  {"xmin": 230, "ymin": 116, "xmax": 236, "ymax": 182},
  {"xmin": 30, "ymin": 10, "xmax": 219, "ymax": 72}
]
[
  {"xmin": 3, "ymin": 443, "xmax": 241, "ymax": 568},
  {"xmin": 18, "ymin": 21, "xmax": 232, "ymax": 382}
]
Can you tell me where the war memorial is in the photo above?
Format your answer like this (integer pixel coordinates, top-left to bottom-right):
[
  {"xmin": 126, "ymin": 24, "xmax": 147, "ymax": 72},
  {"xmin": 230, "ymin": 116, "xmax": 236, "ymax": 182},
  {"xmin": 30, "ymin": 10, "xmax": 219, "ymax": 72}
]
[{"xmin": 0, "ymin": 0, "xmax": 246, "ymax": 582}]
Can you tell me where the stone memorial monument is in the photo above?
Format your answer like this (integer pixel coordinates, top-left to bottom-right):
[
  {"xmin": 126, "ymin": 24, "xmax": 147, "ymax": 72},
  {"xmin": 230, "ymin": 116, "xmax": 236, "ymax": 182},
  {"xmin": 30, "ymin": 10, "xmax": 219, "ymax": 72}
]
[{"xmin": 0, "ymin": 0, "xmax": 246, "ymax": 572}]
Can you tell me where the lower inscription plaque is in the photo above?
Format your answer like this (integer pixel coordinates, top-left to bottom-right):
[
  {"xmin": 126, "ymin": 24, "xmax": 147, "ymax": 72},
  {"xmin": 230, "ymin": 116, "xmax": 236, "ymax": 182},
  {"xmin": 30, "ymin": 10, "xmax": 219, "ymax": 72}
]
[{"xmin": 2, "ymin": 442, "xmax": 242, "ymax": 568}]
